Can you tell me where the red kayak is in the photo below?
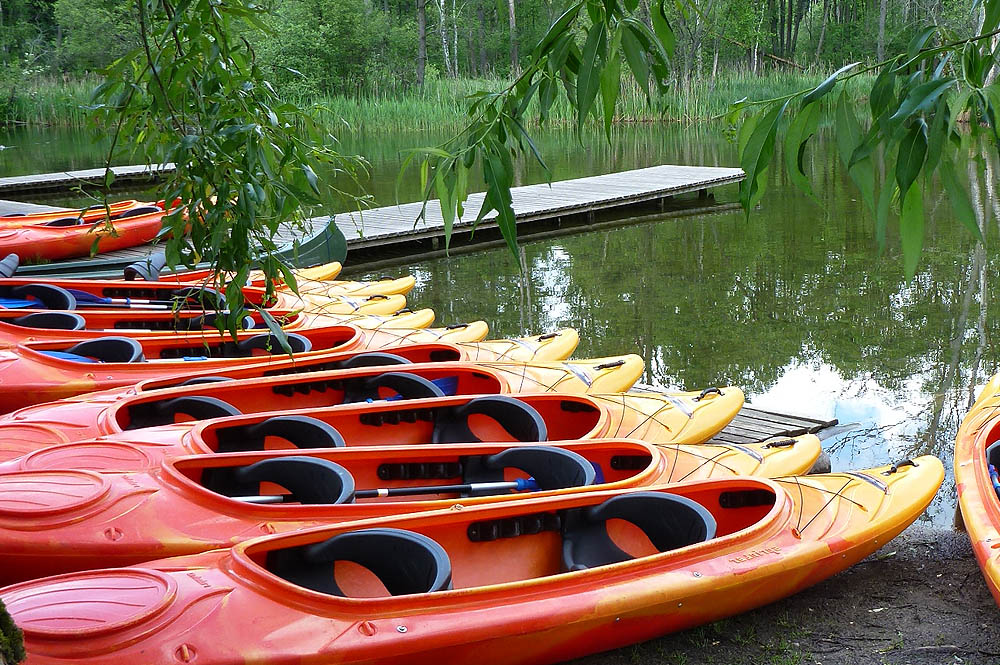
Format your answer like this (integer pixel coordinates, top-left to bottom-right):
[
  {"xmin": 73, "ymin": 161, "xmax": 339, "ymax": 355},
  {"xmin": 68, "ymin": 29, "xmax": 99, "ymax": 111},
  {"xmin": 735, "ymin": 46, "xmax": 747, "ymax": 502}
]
[
  {"xmin": 0, "ymin": 200, "xmax": 146, "ymax": 227},
  {"xmin": 0, "ymin": 206, "xmax": 171, "ymax": 261},
  {"xmin": 0, "ymin": 355, "xmax": 643, "ymax": 451},
  {"xmin": 0, "ymin": 458, "xmax": 942, "ymax": 665},
  {"xmin": 0, "ymin": 389, "xmax": 749, "ymax": 474},
  {"xmin": 0, "ymin": 438, "xmax": 765, "ymax": 582}
]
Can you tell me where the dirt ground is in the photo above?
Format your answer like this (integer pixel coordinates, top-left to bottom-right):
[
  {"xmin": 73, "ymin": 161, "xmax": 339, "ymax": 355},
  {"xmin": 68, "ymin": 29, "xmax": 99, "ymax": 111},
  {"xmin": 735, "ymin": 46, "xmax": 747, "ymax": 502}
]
[{"xmin": 569, "ymin": 524, "xmax": 1000, "ymax": 665}]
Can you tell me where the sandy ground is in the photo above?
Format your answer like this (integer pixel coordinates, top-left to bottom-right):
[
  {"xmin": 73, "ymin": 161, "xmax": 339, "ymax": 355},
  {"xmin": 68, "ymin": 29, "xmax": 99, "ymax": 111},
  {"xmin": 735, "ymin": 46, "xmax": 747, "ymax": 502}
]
[{"xmin": 569, "ymin": 524, "xmax": 999, "ymax": 665}]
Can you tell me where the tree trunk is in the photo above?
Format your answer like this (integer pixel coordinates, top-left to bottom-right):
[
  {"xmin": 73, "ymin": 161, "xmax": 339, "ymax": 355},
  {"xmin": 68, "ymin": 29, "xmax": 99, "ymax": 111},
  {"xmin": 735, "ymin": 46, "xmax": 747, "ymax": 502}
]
[
  {"xmin": 815, "ymin": 0, "xmax": 828, "ymax": 63},
  {"xmin": 417, "ymin": 0, "xmax": 427, "ymax": 87},
  {"xmin": 712, "ymin": 37, "xmax": 720, "ymax": 78},
  {"xmin": 877, "ymin": 0, "xmax": 888, "ymax": 61},
  {"xmin": 507, "ymin": 0, "xmax": 520, "ymax": 74},
  {"xmin": 478, "ymin": 5, "xmax": 488, "ymax": 75},
  {"xmin": 434, "ymin": 0, "xmax": 453, "ymax": 77},
  {"xmin": 451, "ymin": 0, "xmax": 459, "ymax": 78}
]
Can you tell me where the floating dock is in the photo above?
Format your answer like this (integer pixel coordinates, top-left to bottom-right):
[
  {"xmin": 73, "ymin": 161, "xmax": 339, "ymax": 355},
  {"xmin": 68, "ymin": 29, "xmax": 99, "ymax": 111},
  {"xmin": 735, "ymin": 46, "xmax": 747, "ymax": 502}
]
[
  {"xmin": 0, "ymin": 164, "xmax": 176, "ymax": 195},
  {"xmin": 0, "ymin": 163, "xmax": 744, "ymax": 276}
]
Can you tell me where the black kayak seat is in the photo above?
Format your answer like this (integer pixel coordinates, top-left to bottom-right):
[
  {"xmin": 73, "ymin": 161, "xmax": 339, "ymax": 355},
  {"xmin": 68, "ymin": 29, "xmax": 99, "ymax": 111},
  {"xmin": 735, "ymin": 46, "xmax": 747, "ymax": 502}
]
[
  {"xmin": 2, "ymin": 283, "xmax": 77, "ymax": 310},
  {"xmin": 238, "ymin": 332, "xmax": 312, "ymax": 355},
  {"xmin": 9, "ymin": 312, "xmax": 86, "ymax": 331},
  {"xmin": 205, "ymin": 456, "xmax": 356, "ymax": 505},
  {"xmin": 342, "ymin": 371, "xmax": 445, "ymax": 404},
  {"xmin": 112, "ymin": 205, "xmax": 162, "ymax": 220},
  {"xmin": 987, "ymin": 440, "xmax": 1000, "ymax": 470},
  {"xmin": 43, "ymin": 217, "xmax": 88, "ymax": 227},
  {"xmin": 561, "ymin": 492, "xmax": 717, "ymax": 572},
  {"xmin": 462, "ymin": 446, "xmax": 597, "ymax": 496},
  {"xmin": 266, "ymin": 528, "xmax": 452, "ymax": 597},
  {"xmin": 123, "ymin": 253, "xmax": 168, "ymax": 281},
  {"xmin": 431, "ymin": 396, "xmax": 548, "ymax": 444},
  {"xmin": 126, "ymin": 395, "xmax": 242, "ymax": 430},
  {"xmin": 338, "ymin": 351, "xmax": 412, "ymax": 369},
  {"xmin": 40, "ymin": 337, "xmax": 145, "ymax": 364},
  {"xmin": 215, "ymin": 415, "xmax": 346, "ymax": 453}
]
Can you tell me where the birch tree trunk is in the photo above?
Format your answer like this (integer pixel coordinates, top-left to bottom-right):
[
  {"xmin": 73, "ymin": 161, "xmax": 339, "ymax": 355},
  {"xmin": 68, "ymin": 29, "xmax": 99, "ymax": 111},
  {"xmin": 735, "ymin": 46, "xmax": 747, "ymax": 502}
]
[
  {"xmin": 435, "ymin": 0, "xmax": 453, "ymax": 77},
  {"xmin": 451, "ymin": 0, "xmax": 459, "ymax": 78},
  {"xmin": 507, "ymin": 0, "xmax": 520, "ymax": 74},
  {"xmin": 877, "ymin": 0, "xmax": 888, "ymax": 61}
]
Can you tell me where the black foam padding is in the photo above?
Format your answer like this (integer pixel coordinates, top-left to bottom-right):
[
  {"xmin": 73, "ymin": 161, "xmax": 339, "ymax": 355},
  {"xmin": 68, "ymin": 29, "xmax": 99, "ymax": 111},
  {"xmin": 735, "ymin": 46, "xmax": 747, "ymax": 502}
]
[
  {"xmin": 266, "ymin": 527, "xmax": 452, "ymax": 597},
  {"xmin": 176, "ymin": 376, "xmax": 234, "ymax": 387},
  {"xmin": 237, "ymin": 332, "xmax": 312, "ymax": 355},
  {"xmin": 113, "ymin": 205, "xmax": 162, "ymax": 219},
  {"xmin": 338, "ymin": 352, "xmax": 412, "ymax": 369},
  {"xmin": 123, "ymin": 253, "xmax": 168, "ymax": 281},
  {"xmin": 64, "ymin": 336, "xmax": 145, "ymax": 363},
  {"xmin": 43, "ymin": 217, "xmax": 84, "ymax": 227},
  {"xmin": 463, "ymin": 446, "xmax": 596, "ymax": 494},
  {"xmin": 170, "ymin": 287, "xmax": 224, "ymax": 310},
  {"xmin": 342, "ymin": 371, "xmax": 445, "ymax": 403},
  {"xmin": 205, "ymin": 456, "xmax": 356, "ymax": 505},
  {"xmin": 10, "ymin": 312, "xmax": 85, "ymax": 330},
  {"xmin": 432, "ymin": 396, "xmax": 548, "ymax": 444},
  {"xmin": 6, "ymin": 284, "xmax": 77, "ymax": 310},
  {"xmin": 216, "ymin": 415, "xmax": 346, "ymax": 453},
  {"xmin": 126, "ymin": 395, "xmax": 242, "ymax": 430},
  {"xmin": 561, "ymin": 492, "xmax": 717, "ymax": 572}
]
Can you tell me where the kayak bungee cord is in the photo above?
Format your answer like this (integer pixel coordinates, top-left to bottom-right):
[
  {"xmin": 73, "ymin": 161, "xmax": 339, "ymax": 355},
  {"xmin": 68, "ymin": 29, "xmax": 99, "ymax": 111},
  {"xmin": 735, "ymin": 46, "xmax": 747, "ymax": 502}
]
[{"xmin": 775, "ymin": 473, "xmax": 871, "ymax": 536}]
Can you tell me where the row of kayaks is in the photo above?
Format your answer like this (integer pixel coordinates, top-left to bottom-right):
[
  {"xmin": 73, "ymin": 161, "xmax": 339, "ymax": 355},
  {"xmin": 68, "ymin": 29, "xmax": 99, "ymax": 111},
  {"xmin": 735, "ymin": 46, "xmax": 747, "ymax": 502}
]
[{"xmin": 0, "ymin": 249, "xmax": 950, "ymax": 664}]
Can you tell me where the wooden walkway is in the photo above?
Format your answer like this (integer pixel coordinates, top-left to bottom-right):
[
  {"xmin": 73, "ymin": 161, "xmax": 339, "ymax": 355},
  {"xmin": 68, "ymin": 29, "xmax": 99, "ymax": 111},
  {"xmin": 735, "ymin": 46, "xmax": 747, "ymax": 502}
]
[
  {"xmin": 336, "ymin": 164, "xmax": 744, "ymax": 251},
  {"xmin": 0, "ymin": 164, "xmax": 176, "ymax": 195}
]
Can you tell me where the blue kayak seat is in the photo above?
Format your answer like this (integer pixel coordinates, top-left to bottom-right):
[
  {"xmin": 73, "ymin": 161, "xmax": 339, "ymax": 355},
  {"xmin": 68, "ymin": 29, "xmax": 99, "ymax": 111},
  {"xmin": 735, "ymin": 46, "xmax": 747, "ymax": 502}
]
[
  {"xmin": 60, "ymin": 337, "xmax": 145, "ymax": 363},
  {"xmin": 9, "ymin": 312, "xmax": 85, "ymax": 330},
  {"xmin": 123, "ymin": 252, "xmax": 168, "ymax": 281},
  {"xmin": 266, "ymin": 528, "xmax": 452, "ymax": 597},
  {"xmin": 0, "ymin": 284, "xmax": 77, "ymax": 310},
  {"xmin": 561, "ymin": 492, "xmax": 717, "ymax": 572},
  {"xmin": 462, "ymin": 446, "xmax": 597, "ymax": 495},
  {"xmin": 432, "ymin": 395, "xmax": 547, "ymax": 444},
  {"xmin": 205, "ymin": 456, "xmax": 356, "ymax": 505},
  {"xmin": 215, "ymin": 415, "xmax": 345, "ymax": 453},
  {"xmin": 341, "ymin": 371, "xmax": 445, "ymax": 404}
]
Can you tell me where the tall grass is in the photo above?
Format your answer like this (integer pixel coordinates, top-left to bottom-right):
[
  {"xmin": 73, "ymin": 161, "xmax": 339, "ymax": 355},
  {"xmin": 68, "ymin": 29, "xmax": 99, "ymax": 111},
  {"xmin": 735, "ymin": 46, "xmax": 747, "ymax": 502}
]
[{"xmin": 1, "ymin": 69, "xmax": 872, "ymax": 131}]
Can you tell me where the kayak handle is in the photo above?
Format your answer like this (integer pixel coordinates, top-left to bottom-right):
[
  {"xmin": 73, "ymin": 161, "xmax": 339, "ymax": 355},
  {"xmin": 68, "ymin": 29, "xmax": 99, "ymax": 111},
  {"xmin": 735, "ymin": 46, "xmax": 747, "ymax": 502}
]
[
  {"xmin": 882, "ymin": 458, "xmax": 918, "ymax": 475},
  {"xmin": 763, "ymin": 439, "xmax": 797, "ymax": 449},
  {"xmin": 693, "ymin": 387, "xmax": 723, "ymax": 402},
  {"xmin": 593, "ymin": 360, "xmax": 625, "ymax": 371}
]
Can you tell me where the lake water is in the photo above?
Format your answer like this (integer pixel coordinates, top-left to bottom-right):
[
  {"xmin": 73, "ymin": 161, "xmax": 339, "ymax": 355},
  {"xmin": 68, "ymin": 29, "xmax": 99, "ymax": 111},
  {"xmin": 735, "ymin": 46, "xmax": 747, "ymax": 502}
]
[{"xmin": 2, "ymin": 121, "xmax": 996, "ymax": 527}]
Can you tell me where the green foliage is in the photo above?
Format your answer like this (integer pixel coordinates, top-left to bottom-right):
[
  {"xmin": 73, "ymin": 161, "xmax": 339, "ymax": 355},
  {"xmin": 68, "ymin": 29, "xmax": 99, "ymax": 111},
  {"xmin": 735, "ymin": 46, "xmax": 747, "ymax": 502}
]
[
  {"xmin": 53, "ymin": 0, "xmax": 137, "ymax": 71},
  {"xmin": 92, "ymin": 0, "xmax": 367, "ymax": 331},
  {"xmin": 0, "ymin": 598, "xmax": 25, "ymax": 665}
]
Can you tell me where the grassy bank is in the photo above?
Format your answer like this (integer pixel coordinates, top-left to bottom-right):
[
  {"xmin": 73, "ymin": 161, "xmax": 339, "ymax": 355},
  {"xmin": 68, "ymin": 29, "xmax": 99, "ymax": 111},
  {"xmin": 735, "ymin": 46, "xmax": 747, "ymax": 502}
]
[{"xmin": 1, "ymin": 69, "xmax": 872, "ymax": 131}]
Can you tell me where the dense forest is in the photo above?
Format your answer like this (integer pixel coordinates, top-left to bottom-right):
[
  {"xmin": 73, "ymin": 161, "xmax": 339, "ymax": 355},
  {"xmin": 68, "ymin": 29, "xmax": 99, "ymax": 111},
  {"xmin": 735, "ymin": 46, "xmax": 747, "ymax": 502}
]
[{"xmin": 0, "ymin": 0, "xmax": 979, "ymax": 99}]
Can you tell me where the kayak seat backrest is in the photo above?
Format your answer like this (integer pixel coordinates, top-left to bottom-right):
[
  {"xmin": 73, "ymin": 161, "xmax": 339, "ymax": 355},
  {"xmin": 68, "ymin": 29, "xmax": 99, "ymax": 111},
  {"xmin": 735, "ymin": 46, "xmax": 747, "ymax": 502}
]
[
  {"xmin": 177, "ymin": 376, "xmax": 234, "ymax": 387},
  {"xmin": 204, "ymin": 456, "xmax": 356, "ymax": 504},
  {"xmin": 62, "ymin": 337, "xmax": 145, "ymax": 363},
  {"xmin": 342, "ymin": 371, "xmax": 445, "ymax": 404},
  {"xmin": 176, "ymin": 313, "xmax": 255, "ymax": 332},
  {"xmin": 0, "ymin": 253, "xmax": 19, "ymax": 278},
  {"xmin": 338, "ymin": 351, "xmax": 412, "ymax": 369},
  {"xmin": 4, "ymin": 284, "xmax": 77, "ymax": 310},
  {"xmin": 43, "ymin": 217, "xmax": 87, "ymax": 227},
  {"xmin": 123, "ymin": 252, "xmax": 168, "ymax": 281},
  {"xmin": 266, "ymin": 528, "xmax": 452, "ymax": 597},
  {"xmin": 215, "ymin": 415, "xmax": 346, "ymax": 453},
  {"xmin": 987, "ymin": 440, "xmax": 1000, "ymax": 470},
  {"xmin": 112, "ymin": 205, "xmax": 162, "ymax": 220},
  {"xmin": 126, "ymin": 395, "xmax": 242, "ymax": 430},
  {"xmin": 237, "ymin": 332, "xmax": 312, "ymax": 356},
  {"xmin": 462, "ymin": 446, "xmax": 597, "ymax": 495},
  {"xmin": 10, "ymin": 311, "xmax": 86, "ymax": 330},
  {"xmin": 561, "ymin": 492, "xmax": 717, "ymax": 572},
  {"xmin": 431, "ymin": 396, "xmax": 548, "ymax": 444},
  {"xmin": 170, "ymin": 286, "xmax": 224, "ymax": 310}
]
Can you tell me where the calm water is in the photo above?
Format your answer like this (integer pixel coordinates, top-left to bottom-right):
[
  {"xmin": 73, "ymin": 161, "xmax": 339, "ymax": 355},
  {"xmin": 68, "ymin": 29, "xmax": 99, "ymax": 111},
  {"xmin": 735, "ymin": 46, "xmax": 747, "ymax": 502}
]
[{"xmin": 2, "ymin": 122, "xmax": 997, "ymax": 527}]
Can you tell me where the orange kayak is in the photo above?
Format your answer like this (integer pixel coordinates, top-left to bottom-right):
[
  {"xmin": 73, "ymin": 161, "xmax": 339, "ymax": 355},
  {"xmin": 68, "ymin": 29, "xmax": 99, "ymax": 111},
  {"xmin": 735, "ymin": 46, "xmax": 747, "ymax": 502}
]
[
  {"xmin": 955, "ymin": 372, "xmax": 1000, "ymax": 605},
  {"xmin": 0, "ymin": 436, "xmax": 823, "ymax": 583},
  {"xmin": 0, "ymin": 208, "xmax": 171, "ymax": 261},
  {"xmin": 0, "ymin": 390, "xmax": 749, "ymax": 473},
  {"xmin": 0, "ymin": 354, "xmax": 643, "ymax": 446},
  {"xmin": 0, "ymin": 322, "xmax": 580, "ymax": 413},
  {"xmin": 0, "ymin": 457, "xmax": 942, "ymax": 665},
  {"xmin": 0, "ymin": 200, "xmax": 143, "ymax": 227}
]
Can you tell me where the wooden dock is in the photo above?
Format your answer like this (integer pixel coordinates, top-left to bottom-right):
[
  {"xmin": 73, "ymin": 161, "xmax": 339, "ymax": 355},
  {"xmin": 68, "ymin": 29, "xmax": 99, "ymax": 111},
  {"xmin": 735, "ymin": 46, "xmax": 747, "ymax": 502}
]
[
  {"xmin": 0, "ymin": 163, "xmax": 176, "ymax": 195},
  {"xmin": 336, "ymin": 164, "xmax": 744, "ymax": 255},
  {"xmin": 0, "ymin": 163, "xmax": 744, "ymax": 275}
]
